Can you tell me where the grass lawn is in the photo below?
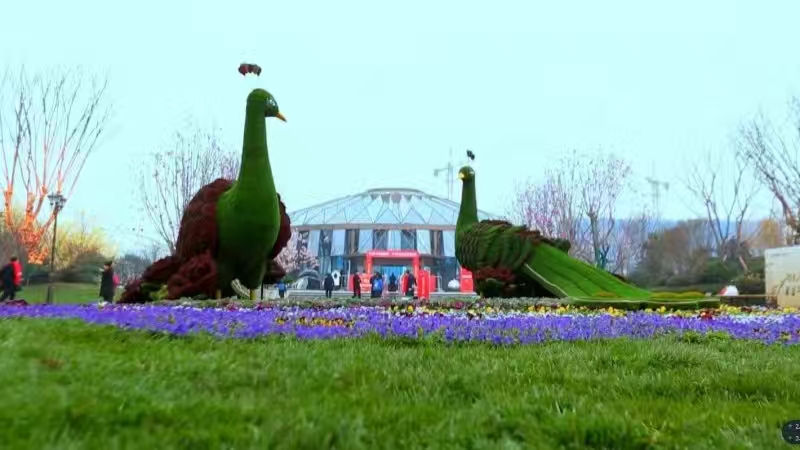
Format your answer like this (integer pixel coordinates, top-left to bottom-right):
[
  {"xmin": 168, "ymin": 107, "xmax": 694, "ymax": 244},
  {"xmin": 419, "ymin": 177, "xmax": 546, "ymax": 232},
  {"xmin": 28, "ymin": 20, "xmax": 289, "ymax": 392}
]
[
  {"xmin": 17, "ymin": 282, "xmax": 100, "ymax": 304},
  {"xmin": 0, "ymin": 319, "xmax": 798, "ymax": 449}
]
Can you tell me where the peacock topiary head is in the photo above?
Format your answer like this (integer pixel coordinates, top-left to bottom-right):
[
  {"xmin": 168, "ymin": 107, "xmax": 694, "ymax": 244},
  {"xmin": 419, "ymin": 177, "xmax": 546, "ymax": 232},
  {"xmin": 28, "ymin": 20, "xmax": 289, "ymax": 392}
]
[
  {"xmin": 457, "ymin": 166, "xmax": 475, "ymax": 182},
  {"xmin": 247, "ymin": 88, "xmax": 287, "ymax": 122}
]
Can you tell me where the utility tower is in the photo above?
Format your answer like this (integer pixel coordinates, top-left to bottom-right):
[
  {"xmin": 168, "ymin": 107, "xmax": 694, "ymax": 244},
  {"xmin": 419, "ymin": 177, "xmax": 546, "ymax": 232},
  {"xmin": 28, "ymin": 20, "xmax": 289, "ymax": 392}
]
[
  {"xmin": 645, "ymin": 162, "xmax": 670, "ymax": 229},
  {"xmin": 433, "ymin": 148, "xmax": 456, "ymax": 200}
]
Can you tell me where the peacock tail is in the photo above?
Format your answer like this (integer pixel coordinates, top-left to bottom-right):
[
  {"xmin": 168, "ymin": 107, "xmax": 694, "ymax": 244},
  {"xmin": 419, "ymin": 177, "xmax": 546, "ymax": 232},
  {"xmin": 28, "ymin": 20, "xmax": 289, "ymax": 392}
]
[
  {"xmin": 457, "ymin": 221, "xmax": 538, "ymax": 272},
  {"xmin": 522, "ymin": 243, "xmax": 651, "ymax": 299},
  {"xmin": 454, "ymin": 163, "xmax": 655, "ymax": 300}
]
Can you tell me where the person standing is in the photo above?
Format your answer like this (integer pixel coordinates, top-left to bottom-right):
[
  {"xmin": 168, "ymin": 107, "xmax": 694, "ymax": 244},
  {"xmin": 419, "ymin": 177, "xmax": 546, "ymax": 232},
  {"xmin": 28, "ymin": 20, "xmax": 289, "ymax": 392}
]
[
  {"xmin": 370, "ymin": 272, "xmax": 382, "ymax": 298},
  {"xmin": 99, "ymin": 260, "xmax": 116, "ymax": 303},
  {"xmin": 323, "ymin": 273, "xmax": 334, "ymax": 298},
  {"xmin": 404, "ymin": 269, "xmax": 417, "ymax": 297},
  {"xmin": 352, "ymin": 273, "xmax": 361, "ymax": 299},
  {"xmin": 379, "ymin": 272, "xmax": 387, "ymax": 299},
  {"xmin": 277, "ymin": 279, "xmax": 287, "ymax": 299},
  {"xmin": 0, "ymin": 256, "xmax": 22, "ymax": 301}
]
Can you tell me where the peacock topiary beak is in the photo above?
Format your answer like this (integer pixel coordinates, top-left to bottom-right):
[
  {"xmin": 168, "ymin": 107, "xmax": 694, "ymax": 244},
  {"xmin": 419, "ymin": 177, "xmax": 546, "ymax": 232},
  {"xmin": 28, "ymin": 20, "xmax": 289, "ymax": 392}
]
[
  {"xmin": 275, "ymin": 112, "xmax": 287, "ymax": 122},
  {"xmin": 458, "ymin": 172, "xmax": 465, "ymax": 180}
]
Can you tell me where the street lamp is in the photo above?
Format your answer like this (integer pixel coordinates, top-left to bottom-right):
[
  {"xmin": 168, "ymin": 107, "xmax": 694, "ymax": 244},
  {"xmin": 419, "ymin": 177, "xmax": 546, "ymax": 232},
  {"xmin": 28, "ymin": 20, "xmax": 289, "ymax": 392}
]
[{"xmin": 45, "ymin": 192, "xmax": 67, "ymax": 304}]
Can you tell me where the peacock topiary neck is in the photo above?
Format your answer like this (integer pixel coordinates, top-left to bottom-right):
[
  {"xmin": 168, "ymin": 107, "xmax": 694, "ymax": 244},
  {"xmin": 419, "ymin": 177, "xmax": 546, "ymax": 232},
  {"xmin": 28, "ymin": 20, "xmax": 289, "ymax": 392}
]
[
  {"xmin": 230, "ymin": 101, "xmax": 278, "ymax": 206},
  {"xmin": 457, "ymin": 178, "xmax": 479, "ymax": 233}
]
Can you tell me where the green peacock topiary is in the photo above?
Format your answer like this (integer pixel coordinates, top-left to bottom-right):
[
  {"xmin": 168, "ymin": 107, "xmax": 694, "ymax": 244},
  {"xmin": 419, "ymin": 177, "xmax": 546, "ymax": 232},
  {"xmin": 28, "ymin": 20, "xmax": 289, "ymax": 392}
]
[
  {"xmin": 120, "ymin": 63, "xmax": 292, "ymax": 303},
  {"xmin": 454, "ymin": 151, "xmax": 713, "ymax": 304}
]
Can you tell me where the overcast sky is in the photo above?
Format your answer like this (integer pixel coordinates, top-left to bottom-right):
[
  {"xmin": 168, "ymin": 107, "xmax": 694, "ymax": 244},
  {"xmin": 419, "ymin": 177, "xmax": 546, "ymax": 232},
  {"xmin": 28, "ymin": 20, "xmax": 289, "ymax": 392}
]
[{"xmin": 1, "ymin": 0, "xmax": 797, "ymax": 253}]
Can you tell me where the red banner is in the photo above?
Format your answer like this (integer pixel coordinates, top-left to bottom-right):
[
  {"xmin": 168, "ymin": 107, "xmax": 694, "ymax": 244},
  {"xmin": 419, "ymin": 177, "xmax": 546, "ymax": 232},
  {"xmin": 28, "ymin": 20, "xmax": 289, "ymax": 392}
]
[
  {"xmin": 367, "ymin": 250, "xmax": 419, "ymax": 259},
  {"xmin": 460, "ymin": 268, "xmax": 474, "ymax": 293},
  {"xmin": 418, "ymin": 269, "xmax": 430, "ymax": 299}
]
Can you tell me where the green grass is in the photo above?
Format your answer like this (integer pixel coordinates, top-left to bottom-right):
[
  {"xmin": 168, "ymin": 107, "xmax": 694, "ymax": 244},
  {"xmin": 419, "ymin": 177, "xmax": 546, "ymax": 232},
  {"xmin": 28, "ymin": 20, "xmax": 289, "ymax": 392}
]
[
  {"xmin": 1, "ymin": 319, "xmax": 798, "ymax": 449},
  {"xmin": 16, "ymin": 282, "xmax": 100, "ymax": 304}
]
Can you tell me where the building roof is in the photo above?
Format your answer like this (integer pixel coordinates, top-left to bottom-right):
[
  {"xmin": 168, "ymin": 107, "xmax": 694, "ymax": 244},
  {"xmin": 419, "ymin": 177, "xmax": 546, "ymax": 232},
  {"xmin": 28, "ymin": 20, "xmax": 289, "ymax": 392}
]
[{"xmin": 289, "ymin": 187, "xmax": 500, "ymax": 230}]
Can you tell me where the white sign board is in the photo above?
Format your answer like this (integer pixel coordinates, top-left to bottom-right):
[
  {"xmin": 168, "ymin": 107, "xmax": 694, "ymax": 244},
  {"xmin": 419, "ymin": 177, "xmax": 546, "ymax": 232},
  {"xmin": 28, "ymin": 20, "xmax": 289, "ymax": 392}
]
[{"xmin": 765, "ymin": 246, "xmax": 800, "ymax": 308}]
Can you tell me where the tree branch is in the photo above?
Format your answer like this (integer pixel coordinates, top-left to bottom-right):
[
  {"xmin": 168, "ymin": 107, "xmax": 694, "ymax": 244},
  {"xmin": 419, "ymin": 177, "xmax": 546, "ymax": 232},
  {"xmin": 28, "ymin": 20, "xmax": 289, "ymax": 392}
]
[
  {"xmin": 0, "ymin": 66, "xmax": 111, "ymax": 263},
  {"xmin": 137, "ymin": 124, "xmax": 240, "ymax": 254},
  {"xmin": 738, "ymin": 103, "xmax": 800, "ymax": 243}
]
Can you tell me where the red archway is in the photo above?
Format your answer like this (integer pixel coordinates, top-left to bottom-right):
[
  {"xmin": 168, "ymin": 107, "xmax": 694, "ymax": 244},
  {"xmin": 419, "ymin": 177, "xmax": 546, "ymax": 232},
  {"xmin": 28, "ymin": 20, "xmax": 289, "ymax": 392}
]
[
  {"xmin": 364, "ymin": 250, "xmax": 421, "ymax": 279},
  {"xmin": 359, "ymin": 250, "xmax": 423, "ymax": 296}
]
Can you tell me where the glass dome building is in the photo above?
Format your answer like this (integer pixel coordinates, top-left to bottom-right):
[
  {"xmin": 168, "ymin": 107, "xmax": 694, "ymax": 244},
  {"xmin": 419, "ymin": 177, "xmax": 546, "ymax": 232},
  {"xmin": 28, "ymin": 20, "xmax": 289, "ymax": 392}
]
[{"xmin": 289, "ymin": 187, "xmax": 499, "ymax": 289}]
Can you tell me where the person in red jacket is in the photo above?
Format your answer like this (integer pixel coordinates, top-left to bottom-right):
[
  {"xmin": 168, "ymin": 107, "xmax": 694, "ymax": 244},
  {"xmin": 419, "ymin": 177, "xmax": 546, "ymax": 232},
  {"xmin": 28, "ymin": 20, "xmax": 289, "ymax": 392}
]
[{"xmin": 0, "ymin": 256, "xmax": 22, "ymax": 301}]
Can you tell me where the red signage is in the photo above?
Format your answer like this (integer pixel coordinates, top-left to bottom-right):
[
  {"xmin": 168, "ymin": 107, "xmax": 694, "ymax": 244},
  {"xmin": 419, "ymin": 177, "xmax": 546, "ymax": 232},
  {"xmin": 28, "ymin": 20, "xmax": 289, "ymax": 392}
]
[{"xmin": 367, "ymin": 250, "xmax": 419, "ymax": 259}]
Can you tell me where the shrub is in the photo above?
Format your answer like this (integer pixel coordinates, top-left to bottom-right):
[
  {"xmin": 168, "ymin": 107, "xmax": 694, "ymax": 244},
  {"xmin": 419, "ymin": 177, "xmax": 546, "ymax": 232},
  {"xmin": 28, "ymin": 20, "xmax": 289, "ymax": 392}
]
[
  {"xmin": 23, "ymin": 263, "xmax": 51, "ymax": 284},
  {"xmin": 570, "ymin": 297, "xmax": 720, "ymax": 311},
  {"xmin": 731, "ymin": 273, "xmax": 765, "ymax": 295},
  {"xmin": 697, "ymin": 259, "xmax": 736, "ymax": 284},
  {"xmin": 650, "ymin": 283, "xmax": 721, "ymax": 295},
  {"xmin": 476, "ymin": 278, "xmax": 505, "ymax": 298},
  {"xmin": 664, "ymin": 274, "xmax": 696, "ymax": 287},
  {"xmin": 58, "ymin": 251, "xmax": 108, "ymax": 284}
]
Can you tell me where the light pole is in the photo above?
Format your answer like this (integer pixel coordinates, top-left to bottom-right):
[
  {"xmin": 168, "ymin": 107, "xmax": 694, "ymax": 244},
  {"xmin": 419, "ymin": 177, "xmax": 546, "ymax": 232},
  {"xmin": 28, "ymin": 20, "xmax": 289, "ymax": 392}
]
[{"xmin": 45, "ymin": 192, "xmax": 67, "ymax": 304}]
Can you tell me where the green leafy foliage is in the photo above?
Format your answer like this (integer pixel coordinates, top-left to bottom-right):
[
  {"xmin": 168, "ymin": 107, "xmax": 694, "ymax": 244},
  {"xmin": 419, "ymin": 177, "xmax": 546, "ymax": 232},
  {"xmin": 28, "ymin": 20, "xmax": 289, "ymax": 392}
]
[
  {"xmin": 476, "ymin": 278, "xmax": 505, "ymax": 298},
  {"xmin": 731, "ymin": 273, "xmax": 765, "ymax": 295},
  {"xmin": 149, "ymin": 285, "xmax": 169, "ymax": 302},
  {"xmin": 23, "ymin": 263, "xmax": 51, "ymax": 284}
]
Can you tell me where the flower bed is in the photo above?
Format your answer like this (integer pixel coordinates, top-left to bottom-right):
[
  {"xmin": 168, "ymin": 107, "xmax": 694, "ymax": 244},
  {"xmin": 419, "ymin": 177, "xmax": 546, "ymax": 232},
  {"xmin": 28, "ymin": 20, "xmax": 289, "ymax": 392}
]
[
  {"xmin": 151, "ymin": 295, "xmax": 722, "ymax": 311},
  {"xmin": 2, "ymin": 303, "xmax": 799, "ymax": 345}
]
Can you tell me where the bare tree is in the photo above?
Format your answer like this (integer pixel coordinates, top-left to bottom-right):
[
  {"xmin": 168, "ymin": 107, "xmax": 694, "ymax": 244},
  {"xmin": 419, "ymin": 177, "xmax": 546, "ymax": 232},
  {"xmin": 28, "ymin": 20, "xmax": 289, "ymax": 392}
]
[
  {"xmin": 115, "ymin": 249, "xmax": 156, "ymax": 285},
  {"xmin": 509, "ymin": 161, "xmax": 587, "ymax": 258},
  {"xmin": 577, "ymin": 151, "xmax": 633, "ymax": 269},
  {"xmin": 608, "ymin": 213, "xmax": 655, "ymax": 276},
  {"xmin": 142, "ymin": 241, "xmax": 167, "ymax": 263},
  {"xmin": 137, "ymin": 125, "xmax": 239, "ymax": 253},
  {"xmin": 509, "ymin": 150, "xmax": 641, "ymax": 268},
  {"xmin": 0, "ymin": 66, "xmax": 111, "ymax": 263},
  {"xmin": 739, "ymin": 98, "xmax": 800, "ymax": 243},
  {"xmin": 684, "ymin": 149, "xmax": 759, "ymax": 270}
]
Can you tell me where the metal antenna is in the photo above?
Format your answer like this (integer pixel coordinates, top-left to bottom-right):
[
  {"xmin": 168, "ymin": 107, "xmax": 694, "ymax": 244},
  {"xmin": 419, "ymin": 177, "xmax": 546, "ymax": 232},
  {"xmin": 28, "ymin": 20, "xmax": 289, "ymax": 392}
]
[
  {"xmin": 645, "ymin": 161, "xmax": 670, "ymax": 229},
  {"xmin": 433, "ymin": 147, "xmax": 455, "ymax": 200}
]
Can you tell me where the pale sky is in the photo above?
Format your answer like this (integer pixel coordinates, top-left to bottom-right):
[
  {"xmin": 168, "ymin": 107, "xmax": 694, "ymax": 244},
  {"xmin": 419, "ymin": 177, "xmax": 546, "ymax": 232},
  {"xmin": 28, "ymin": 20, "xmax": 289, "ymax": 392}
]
[{"xmin": 1, "ymin": 0, "xmax": 797, "ymax": 253}]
